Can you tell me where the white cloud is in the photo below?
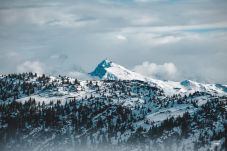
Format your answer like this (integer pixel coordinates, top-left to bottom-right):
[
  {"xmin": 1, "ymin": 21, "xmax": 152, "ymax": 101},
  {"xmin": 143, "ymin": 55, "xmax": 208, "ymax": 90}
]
[
  {"xmin": 153, "ymin": 35, "xmax": 183, "ymax": 44},
  {"xmin": 115, "ymin": 30, "xmax": 201, "ymax": 47},
  {"xmin": 17, "ymin": 61, "xmax": 44, "ymax": 74},
  {"xmin": 133, "ymin": 61, "xmax": 178, "ymax": 80},
  {"xmin": 116, "ymin": 34, "xmax": 127, "ymax": 40},
  {"xmin": 130, "ymin": 15, "xmax": 158, "ymax": 25}
]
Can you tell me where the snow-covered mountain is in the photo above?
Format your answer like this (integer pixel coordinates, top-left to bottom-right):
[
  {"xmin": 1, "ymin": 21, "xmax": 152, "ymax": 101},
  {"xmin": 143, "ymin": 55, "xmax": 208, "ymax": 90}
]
[
  {"xmin": 0, "ymin": 60, "xmax": 227, "ymax": 151},
  {"xmin": 90, "ymin": 59, "xmax": 227, "ymax": 96},
  {"xmin": 89, "ymin": 59, "xmax": 147, "ymax": 81}
]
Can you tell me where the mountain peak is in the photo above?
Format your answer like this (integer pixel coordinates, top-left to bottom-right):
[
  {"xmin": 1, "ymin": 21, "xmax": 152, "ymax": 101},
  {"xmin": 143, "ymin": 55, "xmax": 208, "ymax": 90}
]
[
  {"xmin": 99, "ymin": 59, "xmax": 113, "ymax": 68},
  {"xmin": 89, "ymin": 59, "xmax": 146, "ymax": 81},
  {"xmin": 89, "ymin": 59, "xmax": 112, "ymax": 79}
]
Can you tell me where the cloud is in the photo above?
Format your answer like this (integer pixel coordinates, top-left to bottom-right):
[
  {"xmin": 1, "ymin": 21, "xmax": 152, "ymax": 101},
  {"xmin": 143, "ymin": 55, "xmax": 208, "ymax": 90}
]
[
  {"xmin": 0, "ymin": 0, "xmax": 227, "ymax": 83},
  {"xmin": 134, "ymin": 0, "xmax": 166, "ymax": 2},
  {"xmin": 151, "ymin": 35, "xmax": 183, "ymax": 45},
  {"xmin": 0, "ymin": 5, "xmax": 95, "ymax": 28},
  {"xmin": 50, "ymin": 54, "xmax": 68, "ymax": 62},
  {"xmin": 129, "ymin": 15, "xmax": 158, "ymax": 26},
  {"xmin": 116, "ymin": 34, "xmax": 127, "ymax": 40},
  {"xmin": 133, "ymin": 62, "xmax": 178, "ymax": 80},
  {"xmin": 119, "ymin": 22, "xmax": 227, "ymax": 34},
  {"xmin": 17, "ymin": 61, "xmax": 44, "ymax": 74}
]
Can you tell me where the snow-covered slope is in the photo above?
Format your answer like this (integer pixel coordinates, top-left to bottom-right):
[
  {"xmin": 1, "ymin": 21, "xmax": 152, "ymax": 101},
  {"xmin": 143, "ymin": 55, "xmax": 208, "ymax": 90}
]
[
  {"xmin": 149, "ymin": 79, "xmax": 227, "ymax": 96},
  {"xmin": 90, "ymin": 59, "xmax": 227, "ymax": 96},
  {"xmin": 1, "ymin": 72, "xmax": 227, "ymax": 151},
  {"xmin": 0, "ymin": 60, "xmax": 226, "ymax": 151}
]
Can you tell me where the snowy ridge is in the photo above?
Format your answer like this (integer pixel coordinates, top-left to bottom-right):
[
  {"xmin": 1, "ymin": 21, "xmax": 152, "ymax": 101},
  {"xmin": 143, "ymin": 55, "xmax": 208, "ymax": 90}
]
[
  {"xmin": 90, "ymin": 59, "xmax": 227, "ymax": 96},
  {"xmin": 149, "ymin": 79, "xmax": 227, "ymax": 96}
]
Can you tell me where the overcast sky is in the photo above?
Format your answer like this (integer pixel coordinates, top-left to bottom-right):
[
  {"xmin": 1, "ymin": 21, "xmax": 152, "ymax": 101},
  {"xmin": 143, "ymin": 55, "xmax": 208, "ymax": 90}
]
[{"xmin": 0, "ymin": 0, "xmax": 227, "ymax": 83}]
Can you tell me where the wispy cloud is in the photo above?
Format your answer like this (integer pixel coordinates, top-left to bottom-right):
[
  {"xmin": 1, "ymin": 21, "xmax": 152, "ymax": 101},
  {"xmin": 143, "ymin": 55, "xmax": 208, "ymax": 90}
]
[{"xmin": 17, "ymin": 61, "xmax": 45, "ymax": 74}]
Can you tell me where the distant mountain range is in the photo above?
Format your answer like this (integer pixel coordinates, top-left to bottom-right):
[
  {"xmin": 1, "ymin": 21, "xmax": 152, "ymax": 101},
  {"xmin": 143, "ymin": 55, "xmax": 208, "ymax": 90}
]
[
  {"xmin": 0, "ymin": 59, "xmax": 226, "ymax": 151},
  {"xmin": 90, "ymin": 59, "xmax": 227, "ymax": 96}
]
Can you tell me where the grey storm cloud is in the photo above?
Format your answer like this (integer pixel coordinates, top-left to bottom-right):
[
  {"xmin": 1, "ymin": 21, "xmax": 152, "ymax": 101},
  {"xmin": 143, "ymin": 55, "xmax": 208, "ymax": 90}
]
[{"xmin": 0, "ymin": 0, "xmax": 227, "ymax": 83}]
